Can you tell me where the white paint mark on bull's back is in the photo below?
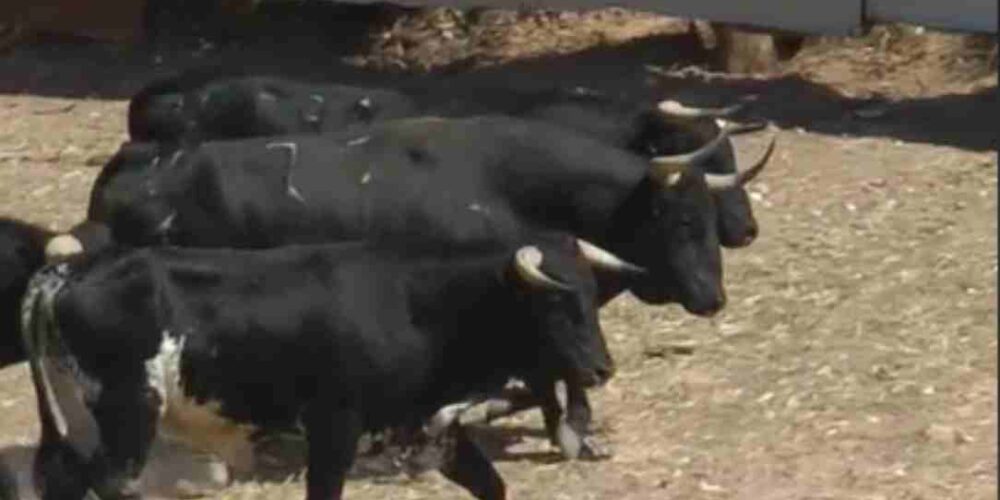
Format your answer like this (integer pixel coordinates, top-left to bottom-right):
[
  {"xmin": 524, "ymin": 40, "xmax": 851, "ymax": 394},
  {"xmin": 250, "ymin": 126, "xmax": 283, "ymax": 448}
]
[
  {"xmin": 265, "ymin": 141, "xmax": 306, "ymax": 204},
  {"xmin": 155, "ymin": 212, "xmax": 177, "ymax": 236},
  {"xmin": 347, "ymin": 136, "xmax": 370, "ymax": 147},
  {"xmin": 167, "ymin": 150, "xmax": 184, "ymax": 169},
  {"xmin": 144, "ymin": 156, "xmax": 161, "ymax": 196},
  {"xmin": 145, "ymin": 331, "xmax": 257, "ymax": 474}
]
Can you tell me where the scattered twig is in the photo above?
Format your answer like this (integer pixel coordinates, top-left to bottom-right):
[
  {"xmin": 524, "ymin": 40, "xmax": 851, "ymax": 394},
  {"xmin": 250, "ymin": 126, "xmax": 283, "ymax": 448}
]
[{"xmin": 32, "ymin": 103, "xmax": 76, "ymax": 115}]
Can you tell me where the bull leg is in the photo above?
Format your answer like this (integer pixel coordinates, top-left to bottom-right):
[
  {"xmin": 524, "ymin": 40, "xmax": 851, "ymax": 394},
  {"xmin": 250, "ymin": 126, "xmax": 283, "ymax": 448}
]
[
  {"xmin": 89, "ymin": 382, "xmax": 161, "ymax": 499},
  {"xmin": 303, "ymin": 405, "xmax": 362, "ymax": 500},
  {"xmin": 457, "ymin": 384, "xmax": 541, "ymax": 426},
  {"xmin": 438, "ymin": 424, "xmax": 506, "ymax": 500},
  {"xmin": 562, "ymin": 382, "xmax": 611, "ymax": 460},
  {"xmin": 564, "ymin": 381, "xmax": 592, "ymax": 433},
  {"xmin": 523, "ymin": 376, "xmax": 582, "ymax": 459},
  {"xmin": 529, "ymin": 378, "xmax": 609, "ymax": 461}
]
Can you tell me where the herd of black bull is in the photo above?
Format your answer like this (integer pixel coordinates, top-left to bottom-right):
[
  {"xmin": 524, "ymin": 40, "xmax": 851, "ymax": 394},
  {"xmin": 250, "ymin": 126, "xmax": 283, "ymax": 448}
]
[{"xmin": 0, "ymin": 70, "xmax": 777, "ymax": 500}]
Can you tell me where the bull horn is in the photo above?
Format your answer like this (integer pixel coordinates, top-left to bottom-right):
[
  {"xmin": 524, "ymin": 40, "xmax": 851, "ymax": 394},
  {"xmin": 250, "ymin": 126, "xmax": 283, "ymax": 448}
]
[
  {"xmin": 649, "ymin": 123, "xmax": 732, "ymax": 167},
  {"xmin": 576, "ymin": 239, "xmax": 645, "ymax": 273},
  {"xmin": 657, "ymin": 94, "xmax": 758, "ymax": 119},
  {"xmin": 44, "ymin": 234, "xmax": 84, "ymax": 263},
  {"xmin": 718, "ymin": 119, "xmax": 769, "ymax": 135},
  {"xmin": 657, "ymin": 99, "xmax": 744, "ymax": 119},
  {"xmin": 704, "ymin": 135, "xmax": 777, "ymax": 191},
  {"xmin": 515, "ymin": 246, "xmax": 572, "ymax": 291}
]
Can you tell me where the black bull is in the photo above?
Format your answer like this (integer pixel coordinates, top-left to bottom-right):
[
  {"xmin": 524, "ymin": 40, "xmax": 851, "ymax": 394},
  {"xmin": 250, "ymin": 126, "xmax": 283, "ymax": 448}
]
[
  {"xmin": 127, "ymin": 73, "xmax": 766, "ymax": 249},
  {"xmin": 21, "ymin": 237, "xmax": 612, "ymax": 500},
  {"xmin": 87, "ymin": 115, "xmax": 746, "ymax": 314}
]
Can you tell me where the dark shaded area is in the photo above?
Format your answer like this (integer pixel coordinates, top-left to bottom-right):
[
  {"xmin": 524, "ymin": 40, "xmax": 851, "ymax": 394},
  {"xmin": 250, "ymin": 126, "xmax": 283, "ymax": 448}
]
[{"xmin": 0, "ymin": 3, "xmax": 993, "ymax": 148}]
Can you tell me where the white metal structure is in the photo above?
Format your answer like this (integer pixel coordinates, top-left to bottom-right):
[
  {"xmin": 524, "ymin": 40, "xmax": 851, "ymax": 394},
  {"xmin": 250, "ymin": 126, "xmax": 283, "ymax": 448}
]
[{"xmin": 339, "ymin": 0, "xmax": 997, "ymax": 35}]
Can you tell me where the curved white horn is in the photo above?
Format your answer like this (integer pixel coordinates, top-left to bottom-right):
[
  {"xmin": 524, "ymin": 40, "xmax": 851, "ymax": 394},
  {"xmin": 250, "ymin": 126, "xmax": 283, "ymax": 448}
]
[
  {"xmin": 658, "ymin": 100, "xmax": 744, "ymax": 119},
  {"xmin": 720, "ymin": 119, "xmax": 769, "ymax": 135},
  {"xmin": 704, "ymin": 135, "xmax": 777, "ymax": 191},
  {"xmin": 657, "ymin": 94, "xmax": 758, "ymax": 119},
  {"xmin": 44, "ymin": 234, "xmax": 84, "ymax": 263},
  {"xmin": 650, "ymin": 123, "xmax": 732, "ymax": 167},
  {"xmin": 576, "ymin": 239, "xmax": 645, "ymax": 273},
  {"xmin": 515, "ymin": 247, "xmax": 572, "ymax": 291}
]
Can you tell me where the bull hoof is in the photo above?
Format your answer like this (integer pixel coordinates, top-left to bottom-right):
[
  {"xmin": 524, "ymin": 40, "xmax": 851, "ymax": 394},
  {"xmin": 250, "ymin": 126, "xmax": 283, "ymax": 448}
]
[
  {"xmin": 577, "ymin": 435, "xmax": 613, "ymax": 461},
  {"xmin": 554, "ymin": 420, "xmax": 583, "ymax": 459},
  {"xmin": 554, "ymin": 420, "xmax": 612, "ymax": 461}
]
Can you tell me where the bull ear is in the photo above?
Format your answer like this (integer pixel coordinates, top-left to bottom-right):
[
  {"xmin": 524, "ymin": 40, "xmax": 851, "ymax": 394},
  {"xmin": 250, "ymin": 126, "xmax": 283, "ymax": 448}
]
[{"xmin": 514, "ymin": 247, "xmax": 572, "ymax": 291}]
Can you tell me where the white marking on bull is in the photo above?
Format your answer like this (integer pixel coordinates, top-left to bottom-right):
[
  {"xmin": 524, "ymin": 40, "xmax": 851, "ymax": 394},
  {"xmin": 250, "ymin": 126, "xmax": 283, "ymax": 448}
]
[
  {"xmin": 266, "ymin": 142, "xmax": 305, "ymax": 204},
  {"xmin": 467, "ymin": 202, "xmax": 489, "ymax": 215},
  {"xmin": 346, "ymin": 136, "xmax": 370, "ymax": 147},
  {"xmin": 155, "ymin": 212, "xmax": 177, "ymax": 235},
  {"xmin": 425, "ymin": 401, "xmax": 475, "ymax": 438},
  {"xmin": 258, "ymin": 90, "xmax": 278, "ymax": 102},
  {"xmin": 145, "ymin": 156, "xmax": 161, "ymax": 195},
  {"xmin": 555, "ymin": 418, "xmax": 583, "ymax": 458},
  {"xmin": 145, "ymin": 331, "xmax": 257, "ymax": 475},
  {"xmin": 44, "ymin": 234, "xmax": 84, "ymax": 263},
  {"xmin": 167, "ymin": 150, "xmax": 184, "ymax": 169},
  {"xmin": 360, "ymin": 171, "xmax": 372, "ymax": 185},
  {"xmin": 309, "ymin": 94, "xmax": 324, "ymax": 105},
  {"xmin": 286, "ymin": 186, "xmax": 306, "ymax": 203},
  {"xmin": 266, "ymin": 141, "xmax": 298, "ymax": 168},
  {"xmin": 357, "ymin": 97, "xmax": 372, "ymax": 109}
]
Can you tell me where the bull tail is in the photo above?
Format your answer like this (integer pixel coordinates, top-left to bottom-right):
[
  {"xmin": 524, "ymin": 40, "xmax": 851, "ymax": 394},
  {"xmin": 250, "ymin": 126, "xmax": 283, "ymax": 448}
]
[{"xmin": 20, "ymin": 264, "xmax": 72, "ymax": 439}]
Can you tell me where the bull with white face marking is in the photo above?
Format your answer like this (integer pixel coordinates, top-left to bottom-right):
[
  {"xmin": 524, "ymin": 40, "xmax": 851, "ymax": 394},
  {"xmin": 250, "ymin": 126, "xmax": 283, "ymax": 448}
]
[
  {"xmin": 128, "ymin": 73, "xmax": 418, "ymax": 146},
  {"xmin": 22, "ymin": 235, "xmax": 616, "ymax": 500}
]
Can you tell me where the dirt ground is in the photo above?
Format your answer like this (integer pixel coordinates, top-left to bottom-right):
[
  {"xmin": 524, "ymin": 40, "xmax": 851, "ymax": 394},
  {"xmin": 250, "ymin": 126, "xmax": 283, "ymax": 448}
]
[{"xmin": 0, "ymin": 6, "xmax": 996, "ymax": 500}]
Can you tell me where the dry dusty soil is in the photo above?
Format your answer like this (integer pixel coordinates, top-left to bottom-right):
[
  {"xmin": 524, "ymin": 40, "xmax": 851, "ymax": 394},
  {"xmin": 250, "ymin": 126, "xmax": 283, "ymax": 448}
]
[{"xmin": 0, "ymin": 6, "xmax": 995, "ymax": 500}]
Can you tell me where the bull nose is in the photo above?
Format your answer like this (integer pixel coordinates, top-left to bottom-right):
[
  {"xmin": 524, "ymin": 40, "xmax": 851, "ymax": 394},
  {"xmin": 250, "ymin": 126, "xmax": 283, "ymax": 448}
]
[
  {"xmin": 742, "ymin": 224, "xmax": 758, "ymax": 245},
  {"xmin": 688, "ymin": 291, "xmax": 727, "ymax": 317},
  {"xmin": 595, "ymin": 365, "xmax": 615, "ymax": 384}
]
